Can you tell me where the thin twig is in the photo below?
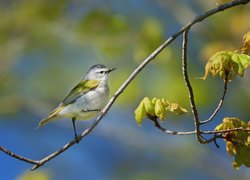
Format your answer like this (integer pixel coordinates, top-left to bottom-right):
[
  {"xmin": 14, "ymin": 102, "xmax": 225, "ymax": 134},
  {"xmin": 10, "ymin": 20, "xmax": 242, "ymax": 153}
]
[
  {"xmin": 150, "ymin": 117, "xmax": 250, "ymax": 135},
  {"xmin": 0, "ymin": 146, "xmax": 38, "ymax": 164},
  {"xmin": 200, "ymin": 74, "xmax": 229, "ymax": 124},
  {"xmin": 0, "ymin": 0, "xmax": 249, "ymax": 170},
  {"xmin": 31, "ymin": 138, "xmax": 80, "ymax": 170},
  {"xmin": 181, "ymin": 21, "xmax": 233, "ymax": 145},
  {"xmin": 181, "ymin": 30, "xmax": 208, "ymax": 143}
]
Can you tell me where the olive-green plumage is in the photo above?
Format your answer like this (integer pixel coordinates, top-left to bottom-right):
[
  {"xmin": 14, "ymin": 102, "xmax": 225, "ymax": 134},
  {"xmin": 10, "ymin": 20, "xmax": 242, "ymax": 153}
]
[{"xmin": 37, "ymin": 80, "xmax": 100, "ymax": 128}]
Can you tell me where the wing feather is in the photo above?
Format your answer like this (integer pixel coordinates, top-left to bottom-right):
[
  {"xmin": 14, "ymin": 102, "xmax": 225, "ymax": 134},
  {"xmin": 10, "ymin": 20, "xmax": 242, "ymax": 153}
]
[{"xmin": 61, "ymin": 79, "xmax": 100, "ymax": 106}]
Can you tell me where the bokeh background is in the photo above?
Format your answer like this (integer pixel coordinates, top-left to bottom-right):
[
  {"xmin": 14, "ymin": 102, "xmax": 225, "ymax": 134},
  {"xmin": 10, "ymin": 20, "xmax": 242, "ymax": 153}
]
[{"xmin": 0, "ymin": 0, "xmax": 250, "ymax": 179}]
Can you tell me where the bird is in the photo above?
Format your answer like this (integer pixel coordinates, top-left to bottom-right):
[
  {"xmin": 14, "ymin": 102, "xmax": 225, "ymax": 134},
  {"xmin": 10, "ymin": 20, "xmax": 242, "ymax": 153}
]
[{"xmin": 37, "ymin": 64, "xmax": 115, "ymax": 143}]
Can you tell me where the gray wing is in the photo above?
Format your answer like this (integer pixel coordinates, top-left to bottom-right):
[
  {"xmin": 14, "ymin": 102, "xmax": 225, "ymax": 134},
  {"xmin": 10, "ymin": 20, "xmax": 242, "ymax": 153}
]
[{"xmin": 61, "ymin": 79, "xmax": 100, "ymax": 106}]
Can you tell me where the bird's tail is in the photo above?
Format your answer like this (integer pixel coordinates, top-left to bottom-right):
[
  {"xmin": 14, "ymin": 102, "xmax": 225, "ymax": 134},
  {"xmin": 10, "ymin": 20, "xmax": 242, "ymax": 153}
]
[
  {"xmin": 36, "ymin": 117, "xmax": 54, "ymax": 129},
  {"xmin": 36, "ymin": 106, "xmax": 64, "ymax": 129}
]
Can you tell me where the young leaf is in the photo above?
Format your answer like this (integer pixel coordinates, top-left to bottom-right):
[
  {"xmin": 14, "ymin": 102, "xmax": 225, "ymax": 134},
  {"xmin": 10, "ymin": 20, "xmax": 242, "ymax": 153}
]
[
  {"xmin": 215, "ymin": 117, "xmax": 250, "ymax": 169},
  {"xmin": 233, "ymin": 144, "xmax": 250, "ymax": 169},
  {"xmin": 152, "ymin": 97, "xmax": 157, "ymax": 104},
  {"xmin": 201, "ymin": 51, "xmax": 250, "ymax": 81},
  {"xmin": 241, "ymin": 31, "xmax": 250, "ymax": 55},
  {"xmin": 161, "ymin": 98, "xmax": 170, "ymax": 107},
  {"xmin": 134, "ymin": 101, "xmax": 146, "ymax": 127},
  {"xmin": 143, "ymin": 97, "xmax": 155, "ymax": 116},
  {"xmin": 226, "ymin": 141, "xmax": 236, "ymax": 156},
  {"xmin": 231, "ymin": 53, "xmax": 250, "ymax": 77},
  {"xmin": 166, "ymin": 102, "xmax": 188, "ymax": 115},
  {"xmin": 155, "ymin": 99, "xmax": 166, "ymax": 121},
  {"xmin": 134, "ymin": 97, "xmax": 188, "ymax": 126}
]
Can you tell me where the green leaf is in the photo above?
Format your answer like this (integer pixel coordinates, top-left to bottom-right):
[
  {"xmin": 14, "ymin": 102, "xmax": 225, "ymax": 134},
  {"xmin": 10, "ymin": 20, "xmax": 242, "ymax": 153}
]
[
  {"xmin": 241, "ymin": 31, "xmax": 250, "ymax": 55},
  {"xmin": 134, "ymin": 101, "xmax": 146, "ymax": 127},
  {"xmin": 215, "ymin": 117, "xmax": 250, "ymax": 169},
  {"xmin": 233, "ymin": 144, "xmax": 250, "ymax": 169},
  {"xmin": 155, "ymin": 99, "xmax": 166, "ymax": 121},
  {"xmin": 231, "ymin": 53, "xmax": 250, "ymax": 77},
  {"xmin": 143, "ymin": 97, "xmax": 155, "ymax": 116},
  {"xmin": 161, "ymin": 98, "xmax": 169, "ymax": 107},
  {"xmin": 166, "ymin": 102, "xmax": 188, "ymax": 115},
  {"xmin": 201, "ymin": 50, "xmax": 250, "ymax": 81},
  {"xmin": 134, "ymin": 97, "xmax": 188, "ymax": 126},
  {"xmin": 152, "ymin": 97, "xmax": 157, "ymax": 104}
]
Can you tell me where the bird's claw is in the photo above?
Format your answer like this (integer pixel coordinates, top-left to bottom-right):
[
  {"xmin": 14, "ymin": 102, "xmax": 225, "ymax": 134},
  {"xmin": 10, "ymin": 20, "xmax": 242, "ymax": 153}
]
[{"xmin": 74, "ymin": 135, "xmax": 80, "ymax": 144}]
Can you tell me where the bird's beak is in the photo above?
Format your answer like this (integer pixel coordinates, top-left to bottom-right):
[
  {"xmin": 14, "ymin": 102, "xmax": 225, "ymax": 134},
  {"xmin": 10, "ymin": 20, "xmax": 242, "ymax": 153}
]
[{"xmin": 107, "ymin": 67, "xmax": 116, "ymax": 73}]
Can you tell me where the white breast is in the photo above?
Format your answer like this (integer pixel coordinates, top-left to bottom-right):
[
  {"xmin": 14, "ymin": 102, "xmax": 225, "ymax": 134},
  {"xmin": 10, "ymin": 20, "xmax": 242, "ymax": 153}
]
[
  {"xmin": 77, "ymin": 86, "xmax": 109, "ymax": 111},
  {"xmin": 59, "ymin": 84, "xmax": 109, "ymax": 120}
]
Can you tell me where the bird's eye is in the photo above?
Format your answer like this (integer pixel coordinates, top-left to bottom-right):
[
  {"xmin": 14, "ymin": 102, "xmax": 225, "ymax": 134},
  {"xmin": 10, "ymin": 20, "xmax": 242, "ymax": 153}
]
[{"xmin": 99, "ymin": 71, "xmax": 105, "ymax": 74}]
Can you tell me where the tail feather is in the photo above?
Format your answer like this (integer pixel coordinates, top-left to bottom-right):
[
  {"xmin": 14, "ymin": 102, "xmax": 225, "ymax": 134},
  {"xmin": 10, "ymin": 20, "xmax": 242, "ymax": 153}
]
[
  {"xmin": 36, "ymin": 106, "xmax": 64, "ymax": 129},
  {"xmin": 36, "ymin": 117, "xmax": 54, "ymax": 129}
]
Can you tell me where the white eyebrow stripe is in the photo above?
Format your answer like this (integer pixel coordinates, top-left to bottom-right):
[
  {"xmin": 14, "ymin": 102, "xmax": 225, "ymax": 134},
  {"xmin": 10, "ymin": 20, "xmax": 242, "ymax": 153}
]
[{"xmin": 96, "ymin": 68, "xmax": 108, "ymax": 73}]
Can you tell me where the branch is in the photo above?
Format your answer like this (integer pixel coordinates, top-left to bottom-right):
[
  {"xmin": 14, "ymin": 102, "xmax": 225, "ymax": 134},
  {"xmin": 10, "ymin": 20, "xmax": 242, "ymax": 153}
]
[
  {"xmin": 1, "ymin": 0, "xmax": 249, "ymax": 170},
  {"xmin": 180, "ymin": 19, "xmax": 234, "ymax": 145},
  {"xmin": 150, "ymin": 116, "xmax": 250, "ymax": 136},
  {"xmin": 181, "ymin": 30, "xmax": 208, "ymax": 143},
  {"xmin": 200, "ymin": 74, "xmax": 229, "ymax": 124},
  {"xmin": 0, "ymin": 146, "xmax": 38, "ymax": 165},
  {"xmin": 150, "ymin": 116, "xmax": 249, "ymax": 149}
]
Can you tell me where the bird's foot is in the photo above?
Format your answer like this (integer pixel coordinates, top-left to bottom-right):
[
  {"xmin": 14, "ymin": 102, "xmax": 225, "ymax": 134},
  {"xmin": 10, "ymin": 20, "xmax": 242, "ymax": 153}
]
[{"xmin": 74, "ymin": 135, "xmax": 80, "ymax": 144}]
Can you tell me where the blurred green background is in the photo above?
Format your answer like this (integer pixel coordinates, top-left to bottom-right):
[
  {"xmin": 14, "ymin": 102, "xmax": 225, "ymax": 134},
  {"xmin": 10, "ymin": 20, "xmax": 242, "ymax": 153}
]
[{"xmin": 0, "ymin": 0, "xmax": 250, "ymax": 179}]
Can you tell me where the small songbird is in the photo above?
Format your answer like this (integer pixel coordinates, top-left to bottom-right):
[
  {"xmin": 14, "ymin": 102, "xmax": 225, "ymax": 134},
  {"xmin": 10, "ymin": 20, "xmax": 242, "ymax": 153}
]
[{"xmin": 37, "ymin": 64, "xmax": 115, "ymax": 142}]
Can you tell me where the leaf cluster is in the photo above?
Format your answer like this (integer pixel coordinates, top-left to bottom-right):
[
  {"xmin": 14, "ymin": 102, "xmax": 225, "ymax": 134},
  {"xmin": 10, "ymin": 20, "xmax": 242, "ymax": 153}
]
[
  {"xmin": 201, "ymin": 51, "xmax": 250, "ymax": 81},
  {"xmin": 215, "ymin": 117, "xmax": 250, "ymax": 169},
  {"xmin": 134, "ymin": 97, "xmax": 188, "ymax": 126},
  {"xmin": 201, "ymin": 31, "xmax": 250, "ymax": 81}
]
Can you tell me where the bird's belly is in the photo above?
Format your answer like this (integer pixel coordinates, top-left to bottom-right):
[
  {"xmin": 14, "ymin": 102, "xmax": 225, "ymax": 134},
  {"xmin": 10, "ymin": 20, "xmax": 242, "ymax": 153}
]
[{"xmin": 60, "ymin": 87, "xmax": 109, "ymax": 121}]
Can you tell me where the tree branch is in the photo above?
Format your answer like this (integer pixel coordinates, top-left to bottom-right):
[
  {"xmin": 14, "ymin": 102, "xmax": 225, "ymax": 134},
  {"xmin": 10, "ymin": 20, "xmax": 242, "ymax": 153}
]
[
  {"xmin": 180, "ymin": 19, "xmax": 235, "ymax": 146},
  {"xmin": 0, "ymin": 0, "xmax": 249, "ymax": 170},
  {"xmin": 0, "ymin": 146, "xmax": 38, "ymax": 165},
  {"xmin": 181, "ymin": 29, "xmax": 208, "ymax": 143},
  {"xmin": 150, "ymin": 116, "xmax": 250, "ymax": 136},
  {"xmin": 200, "ymin": 74, "xmax": 229, "ymax": 124}
]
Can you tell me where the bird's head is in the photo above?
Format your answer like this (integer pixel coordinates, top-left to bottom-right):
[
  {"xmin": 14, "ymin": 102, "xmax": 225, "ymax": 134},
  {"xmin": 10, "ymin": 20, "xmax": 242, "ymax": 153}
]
[{"xmin": 84, "ymin": 64, "xmax": 116, "ymax": 81}]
